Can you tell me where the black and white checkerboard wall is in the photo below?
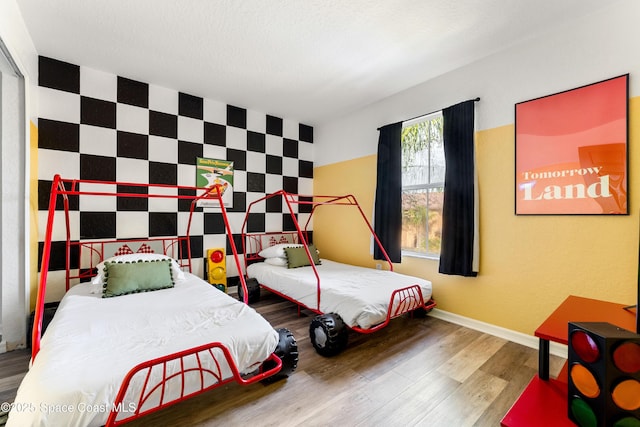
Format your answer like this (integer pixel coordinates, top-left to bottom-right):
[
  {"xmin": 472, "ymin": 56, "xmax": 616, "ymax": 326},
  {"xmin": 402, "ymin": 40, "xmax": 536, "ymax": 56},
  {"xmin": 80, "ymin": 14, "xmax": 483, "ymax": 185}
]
[{"xmin": 37, "ymin": 56, "xmax": 314, "ymax": 291}]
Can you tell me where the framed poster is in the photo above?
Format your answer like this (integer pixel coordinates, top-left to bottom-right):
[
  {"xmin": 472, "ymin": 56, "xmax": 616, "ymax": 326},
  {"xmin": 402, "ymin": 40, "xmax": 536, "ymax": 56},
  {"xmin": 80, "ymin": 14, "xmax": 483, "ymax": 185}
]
[
  {"xmin": 515, "ymin": 74, "xmax": 628, "ymax": 215},
  {"xmin": 195, "ymin": 157, "xmax": 234, "ymax": 209}
]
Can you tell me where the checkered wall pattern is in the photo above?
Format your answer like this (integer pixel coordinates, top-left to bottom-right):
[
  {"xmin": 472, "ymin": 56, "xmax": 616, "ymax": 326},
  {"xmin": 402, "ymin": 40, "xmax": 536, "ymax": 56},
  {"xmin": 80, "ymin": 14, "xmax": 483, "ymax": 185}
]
[{"xmin": 37, "ymin": 56, "xmax": 314, "ymax": 281}]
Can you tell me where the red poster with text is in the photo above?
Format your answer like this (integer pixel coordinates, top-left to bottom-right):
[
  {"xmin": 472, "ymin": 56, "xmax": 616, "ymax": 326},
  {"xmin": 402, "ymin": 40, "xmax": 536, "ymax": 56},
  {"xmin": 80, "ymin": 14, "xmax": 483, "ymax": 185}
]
[{"xmin": 515, "ymin": 75, "xmax": 628, "ymax": 215}]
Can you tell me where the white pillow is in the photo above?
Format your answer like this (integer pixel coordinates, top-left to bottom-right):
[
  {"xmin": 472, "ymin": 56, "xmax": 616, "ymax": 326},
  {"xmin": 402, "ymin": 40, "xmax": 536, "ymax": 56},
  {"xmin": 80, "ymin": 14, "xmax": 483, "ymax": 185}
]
[
  {"xmin": 258, "ymin": 243, "xmax": 303, "ymax": 259},
  {"xmin": 264, "ymin": 257, "xmax": 288, "ymax": 267},
  {"xmin": 91, "ymin": 253, "xmax": 186, "ymax": 284}
]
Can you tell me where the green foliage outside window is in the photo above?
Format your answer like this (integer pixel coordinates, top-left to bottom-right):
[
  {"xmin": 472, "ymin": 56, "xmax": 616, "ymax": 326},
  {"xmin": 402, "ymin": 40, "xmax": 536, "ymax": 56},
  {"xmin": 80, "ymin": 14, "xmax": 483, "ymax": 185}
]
[{"xmin": 401, "ymin": 114, "xmax": 444, "ymax": 257}]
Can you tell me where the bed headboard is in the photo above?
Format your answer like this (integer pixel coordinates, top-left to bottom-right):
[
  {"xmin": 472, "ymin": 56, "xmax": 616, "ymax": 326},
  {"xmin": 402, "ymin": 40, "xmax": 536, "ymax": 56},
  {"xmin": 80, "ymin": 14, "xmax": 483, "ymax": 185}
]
[
  {"xmin": 243, "ymin": 232, "xmax": 301, "ymax": 261},
  {"xmin": 67, "ymin": 237, "xmax": 190, "ymax": 287}
]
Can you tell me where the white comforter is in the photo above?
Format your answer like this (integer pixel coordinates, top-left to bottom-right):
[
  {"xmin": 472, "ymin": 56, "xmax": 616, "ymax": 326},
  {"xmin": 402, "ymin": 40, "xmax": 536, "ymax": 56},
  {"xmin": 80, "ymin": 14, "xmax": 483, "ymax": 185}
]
[
  {"xmin": 247, "ymin": 259, "xmax": 433, "ymax": 329},
  {"xmin": 8, "ymin": 273, "xmax": 278, "ymax": 427}
]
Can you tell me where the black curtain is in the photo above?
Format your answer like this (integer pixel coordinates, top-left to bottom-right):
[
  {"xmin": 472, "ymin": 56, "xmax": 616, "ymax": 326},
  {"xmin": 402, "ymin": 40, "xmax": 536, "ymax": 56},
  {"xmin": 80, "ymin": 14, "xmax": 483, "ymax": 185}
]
[
  {"xmin": 439, "ymin": 100, "xmax": 479, "ymax": 277},
  {"xmin": 373, "ymin": 122, "xmax": 402, "ymax": 262}
]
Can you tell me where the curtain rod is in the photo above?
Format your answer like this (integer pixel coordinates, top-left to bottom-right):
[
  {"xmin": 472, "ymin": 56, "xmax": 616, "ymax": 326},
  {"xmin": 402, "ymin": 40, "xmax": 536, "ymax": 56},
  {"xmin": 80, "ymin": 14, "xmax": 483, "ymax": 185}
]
[{"xmin": 377, "ymin": 97, "xmax": 480, "ymax": 131}]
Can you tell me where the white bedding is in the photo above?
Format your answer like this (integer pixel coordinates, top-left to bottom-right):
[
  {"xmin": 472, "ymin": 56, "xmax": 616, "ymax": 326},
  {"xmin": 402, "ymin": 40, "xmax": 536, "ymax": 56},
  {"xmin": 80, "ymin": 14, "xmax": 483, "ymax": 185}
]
[
  {"xmin": 247, "ymin": 259, "xmax": 433, "ymax": 329},
  {"xmin": 8, "ymin": 273, "xmax": 278, "ymax": 427}
]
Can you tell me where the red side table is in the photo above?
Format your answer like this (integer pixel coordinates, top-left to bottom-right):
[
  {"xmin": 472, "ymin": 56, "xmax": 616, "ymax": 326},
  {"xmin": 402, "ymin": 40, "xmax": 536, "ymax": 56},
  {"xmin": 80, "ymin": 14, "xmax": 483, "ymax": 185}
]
[{"xmin": 501, "ymin": 295, "xmax": 636, "ymax": 426}]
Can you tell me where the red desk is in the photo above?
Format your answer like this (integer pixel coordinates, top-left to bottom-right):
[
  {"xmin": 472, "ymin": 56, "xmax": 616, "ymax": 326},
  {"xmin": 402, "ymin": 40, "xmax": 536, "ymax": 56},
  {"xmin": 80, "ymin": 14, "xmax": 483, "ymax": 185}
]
[
  {"xmin": 535, "ymin": 295, "xmax": 636, "ymax": 380},
  {"xmin": 501, "ymin": 295, "xmax": 637, "ymax": 426}
]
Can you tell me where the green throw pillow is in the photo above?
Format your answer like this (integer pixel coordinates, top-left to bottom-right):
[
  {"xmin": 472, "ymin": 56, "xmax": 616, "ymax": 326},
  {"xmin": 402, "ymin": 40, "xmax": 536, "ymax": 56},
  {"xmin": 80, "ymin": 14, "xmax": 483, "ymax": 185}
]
[
  {"xmin": 284, "ymin": 244, "xmax": 321, "ymax": 268},
  {"xmin": 103, "ymin": 259, "xmax": 174, "ymax": 298}
]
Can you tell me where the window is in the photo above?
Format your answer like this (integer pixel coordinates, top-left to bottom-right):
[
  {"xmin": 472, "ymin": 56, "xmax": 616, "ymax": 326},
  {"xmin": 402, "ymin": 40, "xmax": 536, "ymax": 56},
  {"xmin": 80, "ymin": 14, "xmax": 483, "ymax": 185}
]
[{"xmin": 401, "ymin": 112, "xmax": 444, "ymax": 258}]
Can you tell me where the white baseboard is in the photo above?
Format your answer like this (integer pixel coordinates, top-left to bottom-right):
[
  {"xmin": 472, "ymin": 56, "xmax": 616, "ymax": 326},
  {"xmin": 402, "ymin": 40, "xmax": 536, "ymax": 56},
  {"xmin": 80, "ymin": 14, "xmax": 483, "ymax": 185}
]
[
  {"xmin": 0, "ymin": 339, "xmax": 6, "ymax": 355},
  {"xmin": 429, "ymin": 308, "xmax": 568, "ymax": 359}
]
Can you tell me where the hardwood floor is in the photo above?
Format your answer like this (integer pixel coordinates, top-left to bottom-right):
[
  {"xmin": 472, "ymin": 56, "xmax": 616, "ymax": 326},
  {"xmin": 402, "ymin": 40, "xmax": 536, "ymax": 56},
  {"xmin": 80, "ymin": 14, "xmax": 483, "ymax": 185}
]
[{"xmin": 0, "ymin": 289, "xmax": 566, "ymax": 426}]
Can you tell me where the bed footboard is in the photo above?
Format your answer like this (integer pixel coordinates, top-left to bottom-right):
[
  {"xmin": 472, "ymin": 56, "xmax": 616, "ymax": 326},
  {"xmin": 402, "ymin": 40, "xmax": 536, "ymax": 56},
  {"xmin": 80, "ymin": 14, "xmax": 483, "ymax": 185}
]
[
  {"xmin": 351, "ymin": 284, "xmax": 437, "ymax": 334},
  {"xmin": 106, "ymin": 342, "xmax": 282, "ymax": 426}
]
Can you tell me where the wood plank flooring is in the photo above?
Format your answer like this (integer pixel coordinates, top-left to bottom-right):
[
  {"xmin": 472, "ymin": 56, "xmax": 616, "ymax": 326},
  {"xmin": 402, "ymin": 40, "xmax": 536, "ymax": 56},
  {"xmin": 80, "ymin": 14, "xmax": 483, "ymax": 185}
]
[{"xmin": 0, "ymin": 288, "xmax": 566, "ymax": 426}]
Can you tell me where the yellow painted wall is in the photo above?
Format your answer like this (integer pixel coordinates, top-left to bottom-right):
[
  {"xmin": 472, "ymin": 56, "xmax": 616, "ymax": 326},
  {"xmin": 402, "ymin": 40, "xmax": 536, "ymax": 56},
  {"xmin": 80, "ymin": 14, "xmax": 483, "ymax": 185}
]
[
  {"xmin": 313, "ymin": 155, "xmax": 382, "ymax": 268},
  {"xmin": 313, "ymin": 97, "xmax": 640, "ymax": 335},
  {"xmin": 29, "ymin": 120, "xmax": 39, "ymax": 310}
]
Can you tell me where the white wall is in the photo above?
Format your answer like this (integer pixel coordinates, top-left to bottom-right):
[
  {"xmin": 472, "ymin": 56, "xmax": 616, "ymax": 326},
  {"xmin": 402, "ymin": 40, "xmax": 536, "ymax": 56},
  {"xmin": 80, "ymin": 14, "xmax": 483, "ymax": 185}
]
[
  {"xmin": 0, "ymin": 0, "xmax": 38, "ymax": 351},
  {"xmin": 315, "ymin": 1, "xmax": 640, "ymax": 166},
  {"xmin": 1, "ymin": 69, "xmax": 26, "ymax": 351},
  {"xmin": 0, "ymin": 0, "xmax": 38, "ymax": 90}
]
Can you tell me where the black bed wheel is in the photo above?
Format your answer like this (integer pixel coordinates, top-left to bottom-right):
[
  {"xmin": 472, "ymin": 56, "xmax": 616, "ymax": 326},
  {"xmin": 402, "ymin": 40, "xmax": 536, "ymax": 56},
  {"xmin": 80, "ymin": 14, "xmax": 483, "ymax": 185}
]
[
  {"xmin": 412, "ymin": 307, "xmax": 429, "ymax": 318},
  {"xmin": 309, "ymin": 313, "xmax": 349, "ymax": 357},
  {"xmin": 261, "ymin": 327, "xmax": 299, "ymax": 384},
  {"xmin": 412, "ymin": 298, "xmax": 435, "ymax": 318},
  {"xmin": 237, "ymin": 277, "xmax": 261, "ymax": 304}
]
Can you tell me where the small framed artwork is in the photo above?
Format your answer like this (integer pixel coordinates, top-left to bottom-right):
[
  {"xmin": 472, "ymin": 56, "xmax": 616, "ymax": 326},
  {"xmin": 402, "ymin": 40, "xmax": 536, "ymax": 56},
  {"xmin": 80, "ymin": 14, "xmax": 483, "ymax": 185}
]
[
  {"xmin": 515, "ymin": 74, "xmax": 629, "ymax": 215},
  {"xmin": 195, "ymin": 157, "xmax": 234, "ymax": 209}
]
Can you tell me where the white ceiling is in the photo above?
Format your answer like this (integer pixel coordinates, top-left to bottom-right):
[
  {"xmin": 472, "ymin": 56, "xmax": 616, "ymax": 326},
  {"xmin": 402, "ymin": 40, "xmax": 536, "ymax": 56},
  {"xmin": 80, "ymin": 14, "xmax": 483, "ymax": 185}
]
[{"xmin": 16, "ymin": 0, "xmax": 616, "ymax": 126}]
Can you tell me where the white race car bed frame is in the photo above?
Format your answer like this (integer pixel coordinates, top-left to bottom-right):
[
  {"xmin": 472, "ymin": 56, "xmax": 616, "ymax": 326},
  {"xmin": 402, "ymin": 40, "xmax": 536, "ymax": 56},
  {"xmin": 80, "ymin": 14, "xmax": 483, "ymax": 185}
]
[
  {"xmin": 12, "ymin": 175, "xmax": 298, "ymax": 427},
  {"xmin": 241, "ymin": 190, "xmax": 436, "ymax": 357}
]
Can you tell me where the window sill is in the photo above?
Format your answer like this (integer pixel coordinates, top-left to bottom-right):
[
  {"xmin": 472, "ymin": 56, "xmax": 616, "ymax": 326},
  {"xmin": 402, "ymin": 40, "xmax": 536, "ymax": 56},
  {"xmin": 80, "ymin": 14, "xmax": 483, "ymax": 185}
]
[{"xmin": 401, "ymin": 251, "xmax": 439, "ymax": 261}]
